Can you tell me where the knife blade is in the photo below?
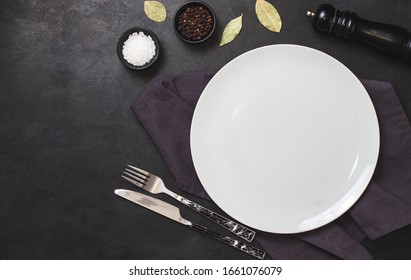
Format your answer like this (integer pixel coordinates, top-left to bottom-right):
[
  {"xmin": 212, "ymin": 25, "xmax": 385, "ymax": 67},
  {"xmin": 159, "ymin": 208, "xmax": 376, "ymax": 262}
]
[{"xmin": 114, "ymin": 189, "xmax": 266, "ymax": 259}]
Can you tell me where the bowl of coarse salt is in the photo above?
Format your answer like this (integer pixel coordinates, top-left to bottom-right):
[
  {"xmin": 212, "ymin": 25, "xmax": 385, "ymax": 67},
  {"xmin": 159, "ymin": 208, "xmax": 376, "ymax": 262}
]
[{"xmin": 117, "ymin": 27, "xmax": 160, "ymax": 70}]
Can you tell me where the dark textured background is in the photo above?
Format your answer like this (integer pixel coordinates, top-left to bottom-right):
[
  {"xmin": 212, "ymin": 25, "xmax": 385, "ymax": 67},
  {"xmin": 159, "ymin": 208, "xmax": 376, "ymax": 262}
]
[{"xmin": 0, "ymin": 0, "xmax": 410, "ymax": 259}]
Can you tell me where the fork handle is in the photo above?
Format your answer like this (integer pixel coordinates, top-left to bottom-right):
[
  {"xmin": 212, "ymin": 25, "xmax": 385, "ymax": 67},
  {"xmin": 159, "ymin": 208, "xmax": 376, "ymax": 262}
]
[
  {"xmin": 189, "ymin": 223, "xmax": 266, "ymax": 260},
  {"xmin": 178, "ymin": 196, "xmax": 256, "ymax": 242}
]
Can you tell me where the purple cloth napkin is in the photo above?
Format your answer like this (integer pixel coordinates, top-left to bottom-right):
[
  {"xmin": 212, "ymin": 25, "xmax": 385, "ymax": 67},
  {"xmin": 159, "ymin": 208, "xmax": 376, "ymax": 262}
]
[{"xmin": 131, "ymin": 71, "xmax": 411, "ymax": 259}]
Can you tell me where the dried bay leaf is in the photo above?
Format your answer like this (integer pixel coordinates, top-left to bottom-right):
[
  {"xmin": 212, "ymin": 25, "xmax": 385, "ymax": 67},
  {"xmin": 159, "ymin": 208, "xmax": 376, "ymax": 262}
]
[
  {"xmin": 220, "ymin": 14, "xmax": 243, "ymax": 47},
  {"xmin": 255, "ymin": 0, "xmax": 282, "ymax": 32},
  {"xmin": 144, "ymin": 1, "xmax": 166, "ymax": 22}
]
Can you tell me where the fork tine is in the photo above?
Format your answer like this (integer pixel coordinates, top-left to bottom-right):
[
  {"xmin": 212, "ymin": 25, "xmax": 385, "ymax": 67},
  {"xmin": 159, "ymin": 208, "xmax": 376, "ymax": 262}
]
[
  {"xmin": 123, "ymin": 171, "xmax": 147, "ymax": 184},
  {"xmin": 127, "ymin": 165, "xmax": 150, "ymax": 177},
  {"xmin": 121, "ymin": 175, "xmax": 144, "ymax": 188},
  {"xmin": 125, "ymin": 168, "xmax": 147, "ymax": 181}
]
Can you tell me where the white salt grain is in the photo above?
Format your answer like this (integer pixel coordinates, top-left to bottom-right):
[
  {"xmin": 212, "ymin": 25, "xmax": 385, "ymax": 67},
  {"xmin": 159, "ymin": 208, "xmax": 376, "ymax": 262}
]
[{"xmin": 122, "ymin": 32, "xmax": 156, "ymax": 67}]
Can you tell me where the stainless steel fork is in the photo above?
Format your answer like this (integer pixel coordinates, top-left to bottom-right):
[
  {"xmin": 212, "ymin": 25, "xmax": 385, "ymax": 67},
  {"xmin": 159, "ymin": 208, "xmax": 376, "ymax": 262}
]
[{"xmin": 122, "ymin": 165, "xmax": 256, "ymax": 242}]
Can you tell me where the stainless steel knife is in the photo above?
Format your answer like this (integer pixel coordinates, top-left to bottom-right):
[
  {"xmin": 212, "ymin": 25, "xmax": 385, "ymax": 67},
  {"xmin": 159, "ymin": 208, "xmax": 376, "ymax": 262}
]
[{"xmin": 114, "ymin": 189, "xmax": 266, "ymax": 260}]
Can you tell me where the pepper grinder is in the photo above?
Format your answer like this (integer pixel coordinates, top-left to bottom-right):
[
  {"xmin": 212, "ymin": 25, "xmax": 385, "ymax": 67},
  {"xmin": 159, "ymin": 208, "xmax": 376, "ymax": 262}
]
[{"xmin": 307, "ymin": 4, "xmax": 411, "ymax": 62}]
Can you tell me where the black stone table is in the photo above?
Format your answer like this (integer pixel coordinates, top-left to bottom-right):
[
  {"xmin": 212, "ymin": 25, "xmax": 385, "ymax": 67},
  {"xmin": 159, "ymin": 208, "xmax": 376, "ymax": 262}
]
[{"xmin": 1, "ymin": 0, "xmax": 410, "ymax": 259}]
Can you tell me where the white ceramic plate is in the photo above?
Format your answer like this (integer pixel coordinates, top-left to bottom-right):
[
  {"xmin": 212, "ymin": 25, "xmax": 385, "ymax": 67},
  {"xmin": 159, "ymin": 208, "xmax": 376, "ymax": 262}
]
[{"xmin": 190, "ymin": 45, "xmax": 379, "ymax": 233}]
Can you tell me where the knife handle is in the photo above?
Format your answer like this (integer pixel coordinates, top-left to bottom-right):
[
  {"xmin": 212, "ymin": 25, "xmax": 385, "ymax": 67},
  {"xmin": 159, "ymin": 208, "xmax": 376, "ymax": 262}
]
[
  {"xmin": 189, "ymin": 223, "xmax": 266, "ymax": 260},
  {"xmin": 307, "ymin": 4, "xmax": 411, "ymax": 61},
  {"xmin": 178, "ymin": 196, "xmax": 256, "ymax": 242}
]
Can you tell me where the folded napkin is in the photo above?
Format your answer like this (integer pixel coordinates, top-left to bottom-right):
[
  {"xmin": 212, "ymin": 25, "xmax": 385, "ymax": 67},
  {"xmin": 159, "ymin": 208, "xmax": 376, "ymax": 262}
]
[{"xmin": 132, "ymin": 71, "xmax": 411, "ymax": 259}]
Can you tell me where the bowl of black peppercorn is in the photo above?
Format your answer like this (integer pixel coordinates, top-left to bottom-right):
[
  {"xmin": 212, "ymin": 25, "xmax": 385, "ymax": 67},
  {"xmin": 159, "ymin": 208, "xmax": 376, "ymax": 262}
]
[{"xmin": 173, "ymin": 1, "xmax": 216, "ymax": 43}]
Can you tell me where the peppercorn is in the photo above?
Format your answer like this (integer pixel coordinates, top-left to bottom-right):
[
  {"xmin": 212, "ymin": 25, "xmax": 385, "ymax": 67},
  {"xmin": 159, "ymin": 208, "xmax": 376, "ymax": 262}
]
[{"xmin": 177, "ymin": 5, "xmax": 214, "ymax": 41}]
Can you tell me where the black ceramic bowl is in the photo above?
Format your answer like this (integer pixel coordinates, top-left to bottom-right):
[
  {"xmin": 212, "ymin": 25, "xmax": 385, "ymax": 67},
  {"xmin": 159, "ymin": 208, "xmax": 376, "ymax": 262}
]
[
  {"xmin": 173, "ymin": 1, "xmax": 216, "ymax": 44},
  {"xmin": 117, "ymin": 26, "xmax": 160, "ymax": 70}
]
